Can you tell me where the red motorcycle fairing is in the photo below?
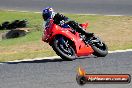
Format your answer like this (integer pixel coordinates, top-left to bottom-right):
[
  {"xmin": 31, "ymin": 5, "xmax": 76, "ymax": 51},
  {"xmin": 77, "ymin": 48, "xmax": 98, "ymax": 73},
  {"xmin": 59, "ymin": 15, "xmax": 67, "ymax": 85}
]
[{"xmin": 42, "ymin": 20, "xmax": 94, "ymax": 57}]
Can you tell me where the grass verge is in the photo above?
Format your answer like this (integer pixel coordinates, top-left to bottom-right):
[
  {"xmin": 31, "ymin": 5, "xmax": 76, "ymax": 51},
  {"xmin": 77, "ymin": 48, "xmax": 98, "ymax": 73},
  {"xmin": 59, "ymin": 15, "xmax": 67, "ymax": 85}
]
[{"xmin": 0, "ymin": 10, "xmax": 132, "ymax": 62}]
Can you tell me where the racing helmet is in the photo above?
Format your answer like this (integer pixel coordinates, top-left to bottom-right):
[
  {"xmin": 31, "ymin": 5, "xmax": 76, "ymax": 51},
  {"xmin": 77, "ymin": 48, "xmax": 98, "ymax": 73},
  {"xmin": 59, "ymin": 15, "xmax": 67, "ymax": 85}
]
[{"xmin": 42, "ymin": 7, "xmax": 55, "ymax": 21}]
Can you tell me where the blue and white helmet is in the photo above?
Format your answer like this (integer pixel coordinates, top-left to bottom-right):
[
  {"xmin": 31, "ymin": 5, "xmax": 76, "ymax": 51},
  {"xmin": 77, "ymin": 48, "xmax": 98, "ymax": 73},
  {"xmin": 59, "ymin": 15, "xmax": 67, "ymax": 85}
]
[{"xmin": 42, "ymin": 7, "xmax": 55, "ymax": 21}]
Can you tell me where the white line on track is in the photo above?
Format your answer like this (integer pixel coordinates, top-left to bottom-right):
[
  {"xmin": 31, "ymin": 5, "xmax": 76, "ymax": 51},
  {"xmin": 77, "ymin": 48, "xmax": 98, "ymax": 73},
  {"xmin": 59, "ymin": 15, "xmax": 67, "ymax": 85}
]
[
  {"xmin": 108, "ymin": 49, "xmax": 132, "ymax": 53},
  {"xmin": 7, "ymin": 10, "xmax": 126, "ymax": 16},
  {"xmin": 0, "ymin": 49, "xmax": 132, "ymax": 64}
]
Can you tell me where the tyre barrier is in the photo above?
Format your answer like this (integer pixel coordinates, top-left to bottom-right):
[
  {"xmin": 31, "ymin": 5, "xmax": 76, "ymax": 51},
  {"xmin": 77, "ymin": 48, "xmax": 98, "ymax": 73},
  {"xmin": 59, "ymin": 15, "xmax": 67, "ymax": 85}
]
[
  {"xmin": 2, "ymin": 29, "xmax": 27, "ymax": 39},
  {"xmin": 0, "ymin": 20, "xmax": 27, "ymax": 30}
]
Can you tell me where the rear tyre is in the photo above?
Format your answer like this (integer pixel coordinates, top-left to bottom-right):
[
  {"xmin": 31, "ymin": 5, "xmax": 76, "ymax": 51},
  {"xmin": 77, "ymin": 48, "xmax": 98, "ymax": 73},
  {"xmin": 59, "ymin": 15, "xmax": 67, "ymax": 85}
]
[
  {"xmin": 91, "ymin": 37, "xmax": 108, "ymax": 57},
  {"xmin": 52, "ymin": 36, "xmax": 76, "ymax": 61}
]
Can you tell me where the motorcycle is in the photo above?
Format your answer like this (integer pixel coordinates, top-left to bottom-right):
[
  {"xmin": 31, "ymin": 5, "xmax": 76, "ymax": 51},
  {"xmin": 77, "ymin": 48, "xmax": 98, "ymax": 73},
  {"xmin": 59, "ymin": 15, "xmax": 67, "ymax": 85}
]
[{"xmin": 42, "ymin": 19, "xmax": 108, "ymax": 60}]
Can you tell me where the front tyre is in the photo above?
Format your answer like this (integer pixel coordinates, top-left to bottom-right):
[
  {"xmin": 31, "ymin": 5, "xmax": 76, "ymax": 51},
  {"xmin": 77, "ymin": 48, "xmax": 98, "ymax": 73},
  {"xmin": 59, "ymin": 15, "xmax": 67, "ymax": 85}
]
[{"xmin": 52, "ymin": 36, "xmax": 76, "ymax": 61}]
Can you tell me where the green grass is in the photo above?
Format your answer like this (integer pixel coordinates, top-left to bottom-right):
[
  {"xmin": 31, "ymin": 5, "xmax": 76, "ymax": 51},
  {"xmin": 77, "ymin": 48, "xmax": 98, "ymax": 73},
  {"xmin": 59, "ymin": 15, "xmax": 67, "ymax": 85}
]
[
  {"xmin": 0, "ymin": 31, "xmax": 41, "ymax": 46},
  {"xmin": 0, "ymin": 10, "xmax": 42, "ymax": 28},
  {"xmin": 0, "ymin": 10, "xmax": 132, "ymax": 62},
  {"xmin": 0, "ymin": 50, "xmax": 56, "ymax": 62}
]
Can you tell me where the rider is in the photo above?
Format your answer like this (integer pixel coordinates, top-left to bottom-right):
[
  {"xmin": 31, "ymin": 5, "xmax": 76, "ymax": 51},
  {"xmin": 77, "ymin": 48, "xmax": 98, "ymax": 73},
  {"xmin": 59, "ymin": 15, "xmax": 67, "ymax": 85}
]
[{"xmin": 42, "ymin": 7, "xmax": 94, "ymax": 38}]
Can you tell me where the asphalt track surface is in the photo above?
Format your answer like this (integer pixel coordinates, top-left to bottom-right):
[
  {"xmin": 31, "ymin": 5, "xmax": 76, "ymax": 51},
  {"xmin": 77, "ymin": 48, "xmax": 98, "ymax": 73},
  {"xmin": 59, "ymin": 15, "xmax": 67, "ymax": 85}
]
[
  {"xmin": 0, "ymin": 0, "xmax": 132, "ymax": 15},
  {"xmin": 0, "ymin": 51, "xmax": 132, "ymax": 88}
]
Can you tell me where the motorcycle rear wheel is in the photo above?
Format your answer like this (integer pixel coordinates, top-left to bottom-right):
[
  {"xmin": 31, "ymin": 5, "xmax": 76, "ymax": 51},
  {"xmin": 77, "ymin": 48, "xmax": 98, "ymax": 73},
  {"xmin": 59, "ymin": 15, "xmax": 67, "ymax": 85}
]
[
  {"xmin": 52, "ymin": 36, "xmax": 76, "ymax": 61},
  {"xmin": 92, "ymin": 41, "xmax": 108, "ymax": 57},
  {"xmin": 90, "ymin": 36, "xmax": 108, "ymax": 57}
]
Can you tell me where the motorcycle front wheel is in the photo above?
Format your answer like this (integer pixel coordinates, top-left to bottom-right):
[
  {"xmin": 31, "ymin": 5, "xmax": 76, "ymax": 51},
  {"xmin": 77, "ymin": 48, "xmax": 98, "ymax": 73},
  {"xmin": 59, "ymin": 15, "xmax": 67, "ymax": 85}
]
[{"xmin": 52, "ymin": 36, "xmax": 76, "ymax": 61}]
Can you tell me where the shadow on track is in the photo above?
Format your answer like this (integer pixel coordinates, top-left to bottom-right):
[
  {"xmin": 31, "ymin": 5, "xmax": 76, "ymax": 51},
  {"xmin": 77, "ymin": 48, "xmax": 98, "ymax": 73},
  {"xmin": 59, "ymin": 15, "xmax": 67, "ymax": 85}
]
[
  {"xmin": 2, "ymin": 55, "xmax": 97, "ymax": 64},
  {"xmin": 3, "ymin": 58, "xmax": 64, "ymax": 64}
]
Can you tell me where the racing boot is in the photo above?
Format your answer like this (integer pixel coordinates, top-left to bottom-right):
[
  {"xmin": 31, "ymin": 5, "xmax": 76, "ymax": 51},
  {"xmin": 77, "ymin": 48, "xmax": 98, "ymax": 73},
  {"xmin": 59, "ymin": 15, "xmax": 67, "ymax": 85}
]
[
  {"xmin": 77, "ymin": 26, "xmax": 94, "ymax": 38},
  {"xmin": 67, "ymin": 20, "xmax": 94, "ymax": 38}
]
